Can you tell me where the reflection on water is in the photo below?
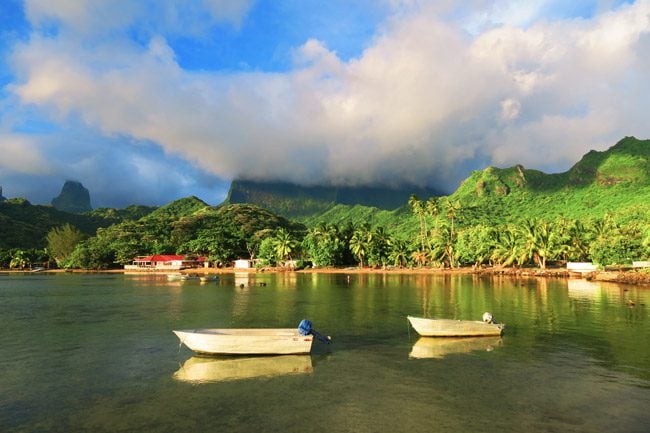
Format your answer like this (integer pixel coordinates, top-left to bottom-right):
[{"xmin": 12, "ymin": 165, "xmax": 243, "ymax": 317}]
[
  {"xmin": 409, "ymin": 336, "xmax": 503, "ymax": 359},
  {"xmin": 1, "ymin": 273, "xmax": 649, "ymax": 433},
  {"xmin": 568, "ymin": 279, "xmax": 604, "ymax": 300},
  {"xmin": 173, "ymin": 355, "xmax": 313, "ymax": 383}
]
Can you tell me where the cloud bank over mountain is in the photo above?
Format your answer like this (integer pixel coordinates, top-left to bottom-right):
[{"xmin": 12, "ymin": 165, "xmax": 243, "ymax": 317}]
[{"xmin": 1, "ymin": 0, "xmax": 649, "ymax": 206}]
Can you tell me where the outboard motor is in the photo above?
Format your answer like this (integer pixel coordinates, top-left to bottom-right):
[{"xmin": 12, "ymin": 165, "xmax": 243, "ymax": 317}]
[
  {"xmin": 298, "ymin": 319, "xmax": 331, "ymax": 344},
  {"xmin": 483, "ymin": 312, "xmax": 495, "ymax": 324}
]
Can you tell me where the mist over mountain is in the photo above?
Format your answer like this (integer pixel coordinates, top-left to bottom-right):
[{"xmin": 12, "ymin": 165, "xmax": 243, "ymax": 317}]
[{"xmin": 226, "ymin": 180, "xmax": 442, "ymax": 218}]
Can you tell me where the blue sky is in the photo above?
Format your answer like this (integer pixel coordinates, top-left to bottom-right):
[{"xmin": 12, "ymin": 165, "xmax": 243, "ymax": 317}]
[{"xmin": 0, "ymin": 0, "xmax": 648, "ymax": 208}]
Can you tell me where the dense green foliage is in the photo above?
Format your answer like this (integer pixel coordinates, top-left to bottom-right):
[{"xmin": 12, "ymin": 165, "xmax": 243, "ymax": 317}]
[
  {"xmin": 2, "ymin": 136, "xmax": 649, "ymax": 270},
  {"xmin": 0, "ymin": 198, "xmax": 116, "ymax": 249},
  {"xmin": 46, "ymin": 224, "xmax": 86, "ymax": 266},
  {"xmin": 62, "ymin": 202, "xmax": 305, "ymax": 269}
]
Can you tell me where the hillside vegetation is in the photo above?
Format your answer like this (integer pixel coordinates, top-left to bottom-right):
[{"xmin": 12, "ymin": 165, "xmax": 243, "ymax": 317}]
[
  {"xmin": 0, "ymin": 198, "xmax": 118, "ymax": 249},
  {"xmin": 306, "ymin": 136, "xmax": 650, "ymax": 234},
  {"xmin": 2, "ymin": 136, "xmax": 649, "ymax": 270}
]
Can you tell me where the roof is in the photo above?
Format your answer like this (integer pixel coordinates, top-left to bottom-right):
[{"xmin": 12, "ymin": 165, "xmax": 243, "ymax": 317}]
[
  {"xmin": 134, "ymin": 255, "xmax": 185, "ymax": 262},
  {"xmin": 134, "ymin": 255, "xmax": 206, "ymax": 262}
]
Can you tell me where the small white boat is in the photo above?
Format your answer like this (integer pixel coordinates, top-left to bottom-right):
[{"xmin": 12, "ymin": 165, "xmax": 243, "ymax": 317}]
[
  {"xmin": 180, "ymin": 274, "xmax": 200, "ymax": 281},
  {"xmin": 174, "ymin": 320, "xmax": 330, "ymax": 355},
  {"xmin": 199, "ymin": 275, "xmax": 218, "ymax": 282},
  {"xmin": 166, "ymin": 273, "xmax": 183, "ymax": 281},
  {"xmin": 407, "ymin": 315, "xmax": 505, "ymax": 337},
  {"xmin": 174, "ymin": 328, "xmax": 314, "ymax": 355},
  {"xmin": 173, "ymin": 355, "xmax": 313, "ymax": 383},
  {"xmin": 409, "ymin": 336, "xmax": 503, "ymax": 359}
]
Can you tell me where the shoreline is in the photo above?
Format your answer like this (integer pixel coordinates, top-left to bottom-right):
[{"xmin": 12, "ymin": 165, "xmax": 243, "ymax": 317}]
[{"xmin": 3, "ymin": 265, "xmax": 649, "ymax": 285}]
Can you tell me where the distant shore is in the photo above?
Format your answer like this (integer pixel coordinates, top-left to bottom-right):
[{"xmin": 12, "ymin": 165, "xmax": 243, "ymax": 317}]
[{"xmin": 3, "ymin": 265, "xmax": 649, "ymax": 285}]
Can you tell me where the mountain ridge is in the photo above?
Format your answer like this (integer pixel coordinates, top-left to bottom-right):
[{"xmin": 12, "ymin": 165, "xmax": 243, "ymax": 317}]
[{"xmin": 226, "ymin": 179, "xmax": 442, "ymax": 219}]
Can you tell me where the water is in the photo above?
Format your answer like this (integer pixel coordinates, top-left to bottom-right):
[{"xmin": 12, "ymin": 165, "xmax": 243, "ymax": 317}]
[{"xmin": 1, "ymin": 272, "xmax": 649, "ymax": 433}]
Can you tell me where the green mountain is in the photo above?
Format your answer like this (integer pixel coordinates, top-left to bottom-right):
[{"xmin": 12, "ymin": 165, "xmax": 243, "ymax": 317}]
[
  {"xmin": 226, "ymin": 179, "xmax": 441, "ymax": 218},
  {"xmin": 0, "ymin": 198, "xmax": 116, "ymax": 249},
  {"xmin": 51, "ymin": 180, "xmax": 92, "ymax": 213},
  {"xmin": 451, "ymin": 136, "xmax": 650, "ymax": 224},
  {"xmin": 3, "ymin": 136, "xmax": 649, "ymax": 252},
  {"xmin": 88, "ymin": 205, "xmax": 157, "ymax": 221},
  {"xmin": 295, "ymin": 136, "xmax": 650, "ymax": 236},
  {"xmin": 142, "ymin": 196, "xmax": 209, "ymax": 220}
]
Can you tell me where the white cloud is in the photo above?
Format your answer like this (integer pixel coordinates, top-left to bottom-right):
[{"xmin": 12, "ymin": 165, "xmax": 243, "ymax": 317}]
[
  {"xmin": 24, "ymin": 0, "xmax": 255, "ymax": 37},
  {"xmin": 0, "ymin": 133, "xmax": 52, "ymax": 174},
  {"xmin": 6, "ymin": 0, "xmax": 650, "ymax": 198}
]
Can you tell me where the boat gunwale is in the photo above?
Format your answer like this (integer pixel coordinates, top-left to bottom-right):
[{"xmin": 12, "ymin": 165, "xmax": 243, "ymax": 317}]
[{"xmin": 407, "ymin": 315, "xmax": 505, "ymax": 337}]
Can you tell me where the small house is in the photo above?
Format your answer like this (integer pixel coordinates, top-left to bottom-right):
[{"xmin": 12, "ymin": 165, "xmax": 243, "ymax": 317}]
[{"xmin": 125, "ymin": 255, "xmax": 206, "ymax": 271}]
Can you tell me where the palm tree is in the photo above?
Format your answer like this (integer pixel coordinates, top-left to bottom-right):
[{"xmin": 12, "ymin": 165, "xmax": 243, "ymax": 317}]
[
  {"xmin": 519, "ymin": 219, "xmax": 559, "ymax": 269},
  {"xmin": 429, "ymin": 222, "xmax": 456, "ymax": 268},
  {"xmin": 349, "ymin": 224, "xmax": 371, "ymax": 268},
  {"xmin": 424, "ymin": 197, "xmax": 439, "ymax": 248},
  {"xmin": 411, "ymin": 249, "xmax": 428, "ymax": 268},
  {"xmin": 389, "ymin": 239, "xmax": 410, "ymax": 267},
  {"xmin": 408, "ymin": 194, "xmax": 426, "ymax": 251},
  {"xmin": 443, "ymin": 198, "xmax": 461, "ymax": 239},
  {"xmin": 273, "ymin": 228, "xmax": 298, "ymax": 264},
  {"xmin": 368, "ymin": 226, "xmax": 391, "ymax": 268},
  {"xmin": 490, "ymin": 225, "xmax": 523, "ymax": 267}
]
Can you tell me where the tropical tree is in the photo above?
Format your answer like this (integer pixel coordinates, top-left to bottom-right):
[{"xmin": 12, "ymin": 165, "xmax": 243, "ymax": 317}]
[
  {"xmin": 65, "ymin": 240, "xmax": 115, "ymax": 269},
  {"xmin": 349, "ymin": 224, "xmax": 371, "ymax": 268},
  {"xmin": 554, "ymin": 217, "xmax": 591, "ymax": 262},
  {"xmin": 408, "ymin": 195, "xmax": 426, "ymax": 251},
  {"xmin": 366, "ymin": 226, "xmax": 392, "ymax": 268},
  {"xmin": 46, "ymin": 224, "xmax": 86, "ymax": 266},
  {"xmin": 389, "ymin": 238, "xmax": 411, "ymax": 268},
  {"xmin": 258, "ymin": 237, "xmax": 278, "ymax": 266},
  {"xmin": 490, "ymin": 225, "xmax": 523, "ymax": 267},
  {"xmin": 9, "ymin": 249, "xmax": 29, "ymax": 269},
  {"xmin": 410, "ymin": 249, "xmax": 428, "ymax": 267},
  {"xmin": 455, "ymin": 224, "xmax": 495, "ymax": 267},
  {"xmin": 424, "ymin": 197, "xmax": 440, "ymax": 248},
  {"xmin": 302, "ymin": 223, "xmax": 346, "ymax": 267},
  {"xmin": 589, "ymin": 218, "xmax": 644, "ymax": 266},
  {"xmin": 272, "ymin": 228, "xmax": 298, "ymax": 264},
  {"xmin": 519, "ymin": 219, "xmax": 560, "ymax": 269},
  {"xmin": 429, "ymin": 221, "xmax": 456, "ymax": 268},
  {"xmin": 442, "ymin": 198, "xmax": 461, "ymax": 240}
]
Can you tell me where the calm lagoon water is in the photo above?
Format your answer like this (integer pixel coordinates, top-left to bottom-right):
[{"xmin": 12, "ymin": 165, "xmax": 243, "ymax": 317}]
[{"xmin": 1, "ymin": 272, "xmax": 649, "ymax": 433}]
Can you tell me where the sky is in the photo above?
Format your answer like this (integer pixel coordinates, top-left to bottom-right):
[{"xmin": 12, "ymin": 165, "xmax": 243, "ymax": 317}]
[{"xmin": 0, "ymin": 0, "xmax": 649, "ymax": 208}]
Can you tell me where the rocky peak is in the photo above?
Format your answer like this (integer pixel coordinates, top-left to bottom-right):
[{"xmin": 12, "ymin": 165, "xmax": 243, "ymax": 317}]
[{"xmin": 51, "ymin": 180, "xmax": 92, "ymax": 213}]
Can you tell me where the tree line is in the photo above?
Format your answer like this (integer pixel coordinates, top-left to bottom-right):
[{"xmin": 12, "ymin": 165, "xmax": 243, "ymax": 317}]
[{"xmin": 1, "ymin": 199, "xmax": 649, "ymax": 270}]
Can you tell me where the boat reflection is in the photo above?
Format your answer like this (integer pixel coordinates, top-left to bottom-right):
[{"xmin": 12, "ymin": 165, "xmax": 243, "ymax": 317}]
[
  {"xmin": 173, "ymin": 355, "xmax": 313, "ymax": 383},
  {"xmin": 409, "ymin": 336, "xmax": 503, "ymax": 359},
  {"xmin": 567, "ymin": 279, "xmax": 601, "ymax": 300}
]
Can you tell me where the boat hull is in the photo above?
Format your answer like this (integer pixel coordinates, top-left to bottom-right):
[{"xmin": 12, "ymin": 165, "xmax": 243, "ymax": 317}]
[
  {"xmin": 407, "ymin": 316, "xmax": 505, "ymax": 337},
  {"xmin": 173, "ymin": 328, "xmax": 314, "ymax": 355}
]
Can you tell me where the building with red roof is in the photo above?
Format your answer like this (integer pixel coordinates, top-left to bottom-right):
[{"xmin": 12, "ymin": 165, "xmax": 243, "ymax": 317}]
[{"xmin": 125, "ymin": 255, "xmax": 206, "ymax": 270}]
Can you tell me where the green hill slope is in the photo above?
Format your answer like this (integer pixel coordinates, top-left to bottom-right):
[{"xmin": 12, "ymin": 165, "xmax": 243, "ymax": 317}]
[
  {"xmin": 0, "ymin": 198, "xmax": 118, "ymax": 249},
  {"xmin": 297, "ymin": 136, "xmax": 650, "ymax": 235},
  {"xmin": 226, "ymin": 179, "xmax": 440, "ymax": 218},
  {"xmin": 451, "ymin": 136, "xmax": 650, "ymax": 225}
]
